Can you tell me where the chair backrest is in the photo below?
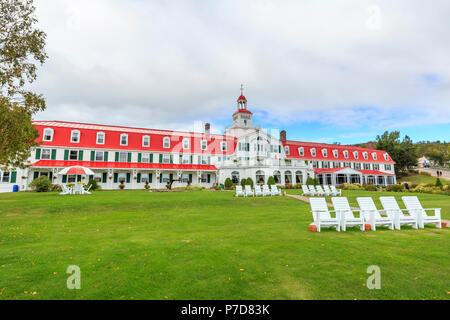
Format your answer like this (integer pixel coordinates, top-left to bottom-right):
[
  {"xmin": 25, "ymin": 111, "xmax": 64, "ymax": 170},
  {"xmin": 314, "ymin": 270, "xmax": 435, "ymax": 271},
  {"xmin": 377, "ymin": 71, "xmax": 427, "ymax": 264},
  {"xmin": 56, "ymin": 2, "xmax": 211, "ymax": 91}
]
[
  {"xmin": 245, "ymin": 185, "xmax": 252, "ymax": 192},
  {"xmin": 402, "ymin": 196, "xmax": 426, "ymax": 217},
  {"xmin": 270, "ymin": 185, "xmax": 278, "ymax": 191},
  {"xmin": 302, "ymin": 185, "xmax": 309, "ymax": 193},
  {"xmin": 255, "ymin": 185, "xmax": 262, "ymax": 192},
  {"xmin": 330, "ymin": 185, "xmax": 339, "ymax": 192},
  {"xmin": 74, "ymin": 184, "xmax": 83, "ymax": 192},
  {"xmin": 263, "ymin": 184, "xmax": 270, "ymax": 191},
  {"xmin": 379, "ymin": 197, "xmax": 402, "ymax": 217},
  {"xmin": 331, "ymin": 197, "xmax": 355, "ymax": 219},
  {"xmin": 236, "ymin": 185, "xmax": 243, "ymax": 192},
  {"xmin": 356, "ymin": 197, "xmax": 382, "ymax": 220},
  {"xmin": 323, "ymin": 185, "xmax": 332, "ymax": 193},
  {"xmin": 309, "ymin": 198, "xmax": 332, "ymax": 221},
  {"xmin": 316, "ymin": 185, "xmax": 325, "ymax": 193},
  {"xmin": 308, "ymin": 185, "xmax": 316, "ymax": 192},
  {"xmin": 62, "ymin": 184, "xmax": 68, "ymax": 192}
]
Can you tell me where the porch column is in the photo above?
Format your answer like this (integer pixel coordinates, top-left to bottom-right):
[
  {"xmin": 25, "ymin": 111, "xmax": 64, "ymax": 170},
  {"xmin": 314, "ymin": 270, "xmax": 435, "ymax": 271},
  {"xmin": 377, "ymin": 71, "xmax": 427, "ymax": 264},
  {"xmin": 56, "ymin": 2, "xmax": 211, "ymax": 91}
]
[{"xmin": 383, "ymin": 176, "xmax": 387, "ymax": 186}]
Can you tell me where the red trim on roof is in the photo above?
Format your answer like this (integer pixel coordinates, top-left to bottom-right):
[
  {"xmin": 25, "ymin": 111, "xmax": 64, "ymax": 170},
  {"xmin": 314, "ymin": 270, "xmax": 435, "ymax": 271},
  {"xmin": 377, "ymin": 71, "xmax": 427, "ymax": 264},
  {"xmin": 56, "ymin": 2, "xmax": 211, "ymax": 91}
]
[
  {"xmin": 358, "ymin": 170, "xmax": 393, "ymax": 176},
  {"xmin": 31, "ymin": 160, "xmax": 218, "ymax": 171},
  {"xmin": 232, "ymin": 109, "xmax": 253, "ymax": 116},
  {"xmin": 314, "ymin": 168, "xmax": 394, "ymax": 176}
]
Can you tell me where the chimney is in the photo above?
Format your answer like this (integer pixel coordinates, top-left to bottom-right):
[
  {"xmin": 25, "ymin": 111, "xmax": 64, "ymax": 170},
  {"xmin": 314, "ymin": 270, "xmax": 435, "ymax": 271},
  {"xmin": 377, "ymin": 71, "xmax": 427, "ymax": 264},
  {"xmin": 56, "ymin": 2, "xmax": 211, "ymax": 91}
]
[
  {"xmin": 205, "ymin": 123, "xmax": 211, "ymax": 135},
  {"xmin": 280, "ymin": 130, "xmax": 286, "ymax": 142}
]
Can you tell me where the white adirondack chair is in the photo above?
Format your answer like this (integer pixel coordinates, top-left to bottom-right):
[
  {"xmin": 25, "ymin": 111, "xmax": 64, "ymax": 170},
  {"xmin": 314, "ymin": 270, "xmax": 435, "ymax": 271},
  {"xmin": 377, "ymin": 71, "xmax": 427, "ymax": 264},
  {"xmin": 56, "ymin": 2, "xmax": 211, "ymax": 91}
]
[
  {"xmin": 316, "ymin": 185, "xmax": 331, "ymax": 196},
  {"xmin": 379, "ymin": 196, "xmax": 418, "ymax": 230},
  {"xmin": 83, "ymin": 184, "xmax": 92, "ymax": 195},
  {"xmin": 330, "ymin": 185, "xmax": 342, "ymax": 196},
  {"xmin": 270, "ymin": 185, "xmax": 281, "ymax": 196},
  {"xmin": 324, "ymin": 185, "xmax": 338, "ymax": 196},
  {"xmin": 357, "ymin": 197, "xmax": 394, "ymax": 231},
  {"xmin": 302, "ymin": 185, "xmax": 312, "ymax": 196},
  {"xmin": 73, "ymin": 183, "xmax": 84, "ymax": 195},
  {"xmin": 308, "ymin": 185, "xmax": 319, "ymax": 196},
  {"xmin": 262, "ymin": 184, "xmax": 271, "ymax": 196},
  {"xmin": 235, "ymin": 185, "xmax": 245, "ymax": 197},
  {"xmin": 331, "ymin": 197, "xmax": 364, "ymax": 231},
  {"xmin": 254, "ymin": 185, "xmax": 263, "ymax": 197},
  {"xmin": 402, "ymin": 196, "xmax": 441, "ymax": 228},
  {"xmin": 309, "ymin": 198, "xmax": 340, "ymax": 232},
  {"xmin": 244, "ymin": 185, "xmax": 254, "ymax": 197},
  {"xmin": 60, "ymin": 184, "xmax": 72, "ymax": 195}
]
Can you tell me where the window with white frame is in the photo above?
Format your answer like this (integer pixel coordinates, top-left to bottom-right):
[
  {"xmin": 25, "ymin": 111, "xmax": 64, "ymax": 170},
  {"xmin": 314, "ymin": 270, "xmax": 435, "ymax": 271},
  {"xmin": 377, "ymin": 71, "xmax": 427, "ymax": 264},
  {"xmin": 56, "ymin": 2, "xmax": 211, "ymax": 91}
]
[
  {"xmin": 364, "ymin": 163, "xmax": 370, "ymax": 170},
  {"xmin": 298, "ymin": 147, "xmax": 304, "ymax": 156},
  {"xmin": 181, "ymin": 173, "xmax": 190, "ymax": 183},
  {"xmin": 201, "ymin": 140, "xmax": 207, "ymax": 151},
  {"xmin": 383, "ymin": 153, "xmax": 389, "ymax": 161},
  {"xmin": 1, "ymin": 171, "xmax": 10, "ymax": 183},
  {"xmin": 201, "ymin": 155, "xmax": 209, "ymax": 165},
  {"xmin": 162, "ymin": 154, "xmax": 171, "ymax": 163},
  {"xmin": 69, "ymin": 150, "xmax": 79, "ymax": 160},
  {"xmin": 161, "ymin": 173, "xmax": 170, "ymax": 183},
  {"xmin": 373, "ymin": 163, "xmax": 380, "ymax": 170},
  {"xmin": 310, "ymin": 148, "xmax": 316, "ymax": 157},
  {"xmin": 95, "ymin": 151, "xmax": 104, "ymax": 161},
  {"xmin": 385, "ymin": 164, "xmax": 392, "ymax": 171},
  {"xmin": 142, "ymin": 135, "xmax": 150, "ymax": 147},
  {"xmin": 43, "ymin": 128, "xmax": 54, "ymax": 141},
  {"xmin": 119, "ymin": 152, "xmax": 127, "ymax": 162},
  {"xmin": 182, "ymin": 138, "xmax": 190, "ymax": 149},
  {"xmin": 96, "ymin": 132, "xmax": 105, "ymax": 144},
  {"xmin": 363, "ymin": 152, "xmax": 368, "ymax": 160},
  {"xmin": 343, "ymin": 150, "xmax": 349, "ymax": 159},
  {"xmin": 181, "ymin": 155, "xmax": 190, "ymax": 164},
  {"xmin": 163, "ymin": 137, "xmax": 170, "ymax": 148},
  {"xmin": 285, "ymin": 146, "xmax": 290, "ymax": 155},
  {"xmin": 41, "ymin": 149, "xmax": 51, "ymax": 160},
  {"xmin": 372, "ymin": 152, "xmax": 377, "ymax": 160},
  {"xmin": 221, "ymin": 141, "xmax": 227, "ymax": 152},
  {"xmin": 333, "ymin": 150, "xmax": 338, "ymax": 158},
  {"xmin": 353, "ymin": 151, "xmax": 359, "ymax": 159},
  {"xmin": 321, "ymin": 149, "xmax": 328, "ymax": 157},
  {"xmin": 71, "ymin": 130, "xmax": 80, "ymax": 143},
  {"xmin": 67, "ymin": 175, "xmax": 76, "ymax": 183},
  {"xmin": 142, "ymin": 153, "xmax": 150, "ymax": 163},
  {"xmin": 120, "ymin": 134, "xmax": 128, "ymax": 146}
]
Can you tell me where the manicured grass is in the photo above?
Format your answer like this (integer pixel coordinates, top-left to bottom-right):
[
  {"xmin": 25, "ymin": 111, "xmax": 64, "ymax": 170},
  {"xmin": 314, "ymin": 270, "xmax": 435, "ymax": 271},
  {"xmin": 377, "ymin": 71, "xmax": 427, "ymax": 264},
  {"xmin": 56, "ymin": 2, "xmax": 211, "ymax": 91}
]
[
  {"xmin": 399, "ymin": 173, "xmax": 450, "ymax": 185},
  {"xmin": 0, "ymin": 190, "xmax": 448, "ymax": 300}
]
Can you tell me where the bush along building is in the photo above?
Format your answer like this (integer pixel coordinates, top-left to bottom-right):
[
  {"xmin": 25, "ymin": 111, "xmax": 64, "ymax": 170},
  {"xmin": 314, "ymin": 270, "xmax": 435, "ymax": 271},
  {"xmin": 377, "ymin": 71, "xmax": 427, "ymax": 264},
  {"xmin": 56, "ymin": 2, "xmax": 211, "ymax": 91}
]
[{"xmin": 0, "ymin": 92, "xmax": 396, "ymax": 192}]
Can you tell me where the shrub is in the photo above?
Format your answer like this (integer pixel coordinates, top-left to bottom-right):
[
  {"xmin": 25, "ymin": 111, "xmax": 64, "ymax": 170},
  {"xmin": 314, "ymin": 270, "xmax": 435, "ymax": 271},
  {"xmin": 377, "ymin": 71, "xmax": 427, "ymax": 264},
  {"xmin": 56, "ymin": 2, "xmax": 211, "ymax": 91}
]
[
  {"xmin": 364, "ymin": 184, "xmax": 378, "ymax": 191},
  {"xmin": 339, "ymin": 183, "xmax": 363, "ymax": 190},
  {"xmin": 419, "ymin": 171, "xmax": 431, "ymax": 176},
  {"xmin": 240, "ymin": 178, "xmax": 247, "ymax": 188},
  {"xmin": 267, "ymin": 176, "xmax": 276, "ymax": 187},
  {"xmin": 119, "ymin": 183, "xmax": 125, "ymax": 190},
  {"xmin": 50, "ymin": 184, "xmax": 62, "ymax": 192},
  {"xmin": 435, "ymin": 178, "xmax": 443, "ymax": 188},
  {"xmin": 283, "ymin": 184, "xmax": 294, "ymax": 189},
  {"xmin": 29, "ymin": 176, "xmax": 52, "ymax": 192},
  {"xmin": 144, "ymin": 182, "xmax": 150, "ymax": 190},
  {"xmin": 306, "ymin": 177, "xmax": 318, "ymax": 186},
  {"xmin": 87, "ymin": 178, "xmax": 99, "ymax": 191},
  {"xmin": 246, "ymin": 177, "xmax": 254, "ymax": 188},
  {"xmin": 386, "ymin": 184, "xmax": 404, "ymax": 192},
  {"xmin": 224, "ymin": 178, "xmax": 233, "ymax": 190}
]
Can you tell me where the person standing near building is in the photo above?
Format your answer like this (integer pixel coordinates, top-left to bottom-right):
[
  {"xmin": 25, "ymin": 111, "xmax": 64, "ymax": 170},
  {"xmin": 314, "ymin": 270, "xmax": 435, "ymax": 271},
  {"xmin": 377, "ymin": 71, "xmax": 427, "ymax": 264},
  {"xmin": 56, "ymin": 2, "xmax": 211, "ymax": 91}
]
[{"xmin": 404, "ymin": 182, "xmax": 410, "ymax": 191}]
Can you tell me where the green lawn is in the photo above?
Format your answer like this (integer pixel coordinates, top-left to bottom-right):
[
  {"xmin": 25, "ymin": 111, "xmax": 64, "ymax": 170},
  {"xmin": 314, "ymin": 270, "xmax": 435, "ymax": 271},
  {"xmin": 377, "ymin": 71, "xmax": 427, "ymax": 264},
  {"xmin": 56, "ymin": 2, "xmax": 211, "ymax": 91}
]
[
  {"xmin": 399, "ymin": 173, "xmax": 450, "ymax": 185},
  {"xmin": 0, "ymin": 190, "xmax": 448, "ymax": 300}
]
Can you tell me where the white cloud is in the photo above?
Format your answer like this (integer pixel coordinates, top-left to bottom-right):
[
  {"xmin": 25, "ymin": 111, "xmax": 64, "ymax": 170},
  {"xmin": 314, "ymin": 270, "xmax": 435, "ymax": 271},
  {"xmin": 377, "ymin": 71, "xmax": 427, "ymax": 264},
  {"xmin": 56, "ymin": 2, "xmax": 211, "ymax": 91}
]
[{"xmin": 32, "ymin": 0, "xmax": 450, "ymax": 133}]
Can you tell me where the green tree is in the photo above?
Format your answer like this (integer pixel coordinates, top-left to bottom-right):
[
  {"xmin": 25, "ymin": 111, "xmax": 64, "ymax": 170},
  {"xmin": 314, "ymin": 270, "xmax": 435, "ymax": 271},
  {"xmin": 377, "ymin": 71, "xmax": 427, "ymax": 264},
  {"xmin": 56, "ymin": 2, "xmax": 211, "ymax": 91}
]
[
  {"xmin": 224, "ymin": 178, "xmax": 233, "ymax": 189},
  {"xmin": 0, "ymin": 0, "xmax": 47, "ymax": 168},
  {"xmin": 246, "ymin": 177, "xmax": 254, "ymax": 187},
  {"xmin": 375, "ymin": 131, "xmax": 419, "ymax": 175},
  {"xmin": 240, "ymin": 178, "xmax": 247, "ymax": 188},
  {"xmin": 29, "ymin": 175, "xmax": 51, "ymax": 192},
  {"xmin": 267, "ymin": 176, "xmax": 275, "ymax": 187}
]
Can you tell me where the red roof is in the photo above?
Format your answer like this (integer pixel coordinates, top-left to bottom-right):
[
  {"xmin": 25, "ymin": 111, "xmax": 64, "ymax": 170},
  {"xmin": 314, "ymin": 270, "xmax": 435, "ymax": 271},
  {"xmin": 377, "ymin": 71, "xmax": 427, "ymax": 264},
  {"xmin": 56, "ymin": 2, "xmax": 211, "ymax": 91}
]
[
  {"xmin": 237, "ymin": 95, "xmax": 247, "ymax": 101},
  {"xmin": 283, "ymin": 140, "xmax": 394, "ymax": 164},
  {"xmin": 33, "ymin": 121, "xmax": 236, "ymax": 155},
  {"xmin": 31, "ymin": 160, "xmax": 218, "ymax": 171},
  {"xmin": 232, "ymin": 109, "xmax": 253, "ymax": 116}
]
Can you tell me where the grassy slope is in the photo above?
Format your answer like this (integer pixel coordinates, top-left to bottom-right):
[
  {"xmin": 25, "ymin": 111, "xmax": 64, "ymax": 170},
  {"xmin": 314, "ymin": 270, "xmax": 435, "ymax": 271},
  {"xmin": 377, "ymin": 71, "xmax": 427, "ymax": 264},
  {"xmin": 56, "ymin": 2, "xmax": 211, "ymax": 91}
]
[
  {"xmin": 399, "ymin": 174, "xmax": 450, "ymax": 185},
  {"xmin": 0, "ymin": 190, "xmax": 448, "ymax": 300}
]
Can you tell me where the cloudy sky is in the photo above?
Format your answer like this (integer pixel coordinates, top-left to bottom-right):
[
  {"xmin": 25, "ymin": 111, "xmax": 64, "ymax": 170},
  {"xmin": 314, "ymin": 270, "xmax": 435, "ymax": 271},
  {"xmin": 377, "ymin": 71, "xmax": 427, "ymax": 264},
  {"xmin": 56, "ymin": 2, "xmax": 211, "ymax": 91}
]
[{"xmin": 32, "ymin": 0, "xmax": 450, "ymax": 144}]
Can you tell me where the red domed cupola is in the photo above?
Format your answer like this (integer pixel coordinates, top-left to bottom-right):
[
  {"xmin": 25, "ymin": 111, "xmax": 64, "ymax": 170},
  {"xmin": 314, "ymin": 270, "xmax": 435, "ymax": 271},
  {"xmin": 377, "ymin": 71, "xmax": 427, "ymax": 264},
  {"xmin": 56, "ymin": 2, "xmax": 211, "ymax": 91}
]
[{"xmin": 231, "ymin": 85, "xmax": 253, "ymax": 128}]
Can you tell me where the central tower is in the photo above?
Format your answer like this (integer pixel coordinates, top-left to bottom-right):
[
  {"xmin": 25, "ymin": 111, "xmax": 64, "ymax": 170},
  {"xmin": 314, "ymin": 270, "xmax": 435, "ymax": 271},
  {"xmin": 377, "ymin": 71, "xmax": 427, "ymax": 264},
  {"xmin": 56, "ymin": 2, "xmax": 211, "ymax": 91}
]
[{"xmin": 231, "ymin": 85, "xmax": 253, "ymax": 129}]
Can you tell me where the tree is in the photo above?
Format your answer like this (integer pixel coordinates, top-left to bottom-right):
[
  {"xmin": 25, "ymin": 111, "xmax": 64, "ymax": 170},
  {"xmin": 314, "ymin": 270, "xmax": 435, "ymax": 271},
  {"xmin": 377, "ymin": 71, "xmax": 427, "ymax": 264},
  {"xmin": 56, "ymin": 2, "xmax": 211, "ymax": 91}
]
[
  {"xmin": 240, "ymin": 178, "xmax": 247, "ymax": 188},
  {"xmin": 375, "ymin": 131, "xmax": 418, "ymax": 175},
  {"xmin": 246, "ymin": 177, "xmax": 254, "ymax": 187},
  {"xmin": 267, "ymin": 176, "xmax": 275, "ymax": 187},
  {"xmin": 0, "ymin": 0, "xmax": 47, "ymax": 168}
]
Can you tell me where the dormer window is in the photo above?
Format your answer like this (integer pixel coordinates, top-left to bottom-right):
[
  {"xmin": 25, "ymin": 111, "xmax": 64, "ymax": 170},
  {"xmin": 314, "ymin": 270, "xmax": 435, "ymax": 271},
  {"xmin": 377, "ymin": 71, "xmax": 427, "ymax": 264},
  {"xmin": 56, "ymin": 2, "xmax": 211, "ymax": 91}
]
[
  {"xmin": 311, "ymin": 148, "xmax": 316, "ymax": 157},
  {"xmin": 96, "ymin": 132, "xmax": 105, "ymax": 145},
  {"xmin": 285, "ymin": 146, "xmax": 290, "ymax": 155},
  {"xmin": 353, "ymin": 151, "xmax": 359, "ymax": 159},
  {"xmin": 333, "ymin": 150, "xmax": 338, "ymax": 158},
  {"xmin": 372, "ymin": 152, "xmax": 377, "ymax": 160},
  {"xmin": 163, "ymin": 137, "xmax": 170, "ymax": 149},
  {"xmin": 142, "ymin": 135, "xmax": 150, "ymax": 147},
  {"xmin": 182, "ymin": 138, "xmax": 190, "ymax": 149},
  {"xmin": 71, "ymin": 130, "xmax": 80, "ymax": 143},
  {"xmin": 343, "ymin": 150, "xmax": 349, "ymax": 159},
  {"xmin": 221, "ymin": 141, "xmax": 227, "ymax": 152},
  {"xmin": 383, "ymin": 153, "xmax": 389, "ymax": 161},
  {"xmin": 363, "ymin": 152, "xmax": 368, "ymax": 160},
  {"xmin": 43, "ymin": 128, "xmax": 54, "ymax": 142},
  {"xmin": 201, "ymin": 140, "xmax": 207, "ymax": 151},
  {"xmin": 298, "ymin": 147, "xmax": 304, "ymax": 156},
  {"xmin": 120, "ymin": 134, "xmax": 128, "ymax": 146},
  {"xmin": 321, "ymin": 149, "xmax": 328, "ymax": 157}
]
